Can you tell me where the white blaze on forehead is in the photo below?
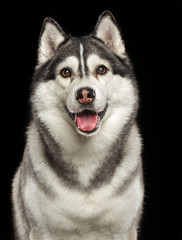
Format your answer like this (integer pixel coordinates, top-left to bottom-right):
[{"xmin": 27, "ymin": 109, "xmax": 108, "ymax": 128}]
[{"xmin": 79, "ymin": 44, "xmax": 85, "ymax": 76}]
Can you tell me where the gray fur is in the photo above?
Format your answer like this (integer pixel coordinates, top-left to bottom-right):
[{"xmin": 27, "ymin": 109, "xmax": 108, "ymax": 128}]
[{"xmin": 12, "ymin": 11, "xmax": 144, "ymax": 240}]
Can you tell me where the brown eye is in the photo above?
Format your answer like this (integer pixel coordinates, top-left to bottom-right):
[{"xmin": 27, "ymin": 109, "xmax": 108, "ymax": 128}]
[
  {"xmin": 96, "ymin": 65, "xmax": 107, "ymax": 75},
  {"xmin": 60, "ymin": 68, "xmax": 71, "ymax": 78}
]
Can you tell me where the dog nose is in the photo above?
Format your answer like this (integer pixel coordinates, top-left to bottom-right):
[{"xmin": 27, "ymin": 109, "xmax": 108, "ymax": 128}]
[{"xmin": 76, "ymin": 88, "xmax": 95, "ymax": 104}]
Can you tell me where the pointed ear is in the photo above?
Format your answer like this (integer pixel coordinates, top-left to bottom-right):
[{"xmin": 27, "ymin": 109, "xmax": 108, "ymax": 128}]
[
  {"xmin": 38, "ymin": 18, "xmax": 66, "ymax": 64},
  {"xmin": 94, "ymin": 11, "xmax": 125, "ymax": 57}
]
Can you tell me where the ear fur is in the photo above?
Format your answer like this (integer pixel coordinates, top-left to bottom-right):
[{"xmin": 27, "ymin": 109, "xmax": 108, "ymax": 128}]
[
  {"xmin": 38, "ymin": 18, "xmax": 66, "ymax": 64},
  {"xmin": 94, "ymin": 11, "xmax": 125, "ymax": 57}
]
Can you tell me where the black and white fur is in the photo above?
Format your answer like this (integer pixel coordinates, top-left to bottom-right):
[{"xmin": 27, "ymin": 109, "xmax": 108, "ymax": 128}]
[{"xmin": 12, "ymin": 11, "xmax": 144, "ymax": 240}]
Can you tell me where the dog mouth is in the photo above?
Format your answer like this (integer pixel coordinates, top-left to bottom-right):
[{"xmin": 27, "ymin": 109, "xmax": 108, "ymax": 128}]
[{"xmin": 66, "ymin": 104, "xmax": 108, "ymax": 135}]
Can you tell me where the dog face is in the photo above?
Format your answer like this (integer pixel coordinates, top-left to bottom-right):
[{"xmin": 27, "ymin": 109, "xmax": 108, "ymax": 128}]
[{"xmin": 31, "ymin": 11, "xmax": 138, "ymax": 137}]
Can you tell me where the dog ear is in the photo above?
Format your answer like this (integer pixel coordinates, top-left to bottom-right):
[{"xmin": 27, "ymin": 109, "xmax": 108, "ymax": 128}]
[
  {"xmin": 94, "ymin": 11, "xmax": 125, "ymax": 57},
  {"xmin": 38, "ymin": 18, "xmax": 66, "ymax": 64}
]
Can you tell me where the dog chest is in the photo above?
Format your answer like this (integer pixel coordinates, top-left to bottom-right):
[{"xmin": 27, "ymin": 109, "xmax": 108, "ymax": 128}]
[{"xmin": 26, "ymin": 172, "xmax": 141, "ymax": 239}]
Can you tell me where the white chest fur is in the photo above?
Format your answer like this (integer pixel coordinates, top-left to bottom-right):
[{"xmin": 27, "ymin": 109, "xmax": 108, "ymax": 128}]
[
  {"xmin": 27, "ymin": 172, "xmax": 142, "ymax": 240},
  {"xmin": 25, "ymin": 124, "xmax": 143, "ymax": 239}
]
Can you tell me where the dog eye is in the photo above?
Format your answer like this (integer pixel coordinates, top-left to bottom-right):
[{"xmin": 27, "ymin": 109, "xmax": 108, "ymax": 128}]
[
  {"xmin": 60, "ymin": 68, "xmax": 72, "ymax": 78},
  {"xmin": 96, "ymin": 65, "xmax": 107, "ymax": 75}
]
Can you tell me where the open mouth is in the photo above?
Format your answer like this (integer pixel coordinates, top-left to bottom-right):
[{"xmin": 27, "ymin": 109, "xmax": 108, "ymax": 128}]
[{"xmin": 66, "ymin": 104, "xmax": 108, "ymax": 135}]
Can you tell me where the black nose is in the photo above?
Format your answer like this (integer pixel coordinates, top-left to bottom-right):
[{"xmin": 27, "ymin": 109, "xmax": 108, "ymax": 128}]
[{"xmin": 76, "ymin": 88, "xmax": 95, "ymax": 104}]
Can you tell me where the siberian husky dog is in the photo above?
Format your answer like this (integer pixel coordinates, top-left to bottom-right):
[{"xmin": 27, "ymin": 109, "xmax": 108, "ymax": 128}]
[{"xmin": 12, "ymin": 11, "xmax": 144, "ymax": 240}]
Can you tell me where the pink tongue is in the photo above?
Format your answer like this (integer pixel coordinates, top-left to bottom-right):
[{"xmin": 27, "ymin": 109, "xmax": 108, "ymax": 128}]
[{"xmin": 76, "ymin": 113, "xmax": 98, "ymax": 132}]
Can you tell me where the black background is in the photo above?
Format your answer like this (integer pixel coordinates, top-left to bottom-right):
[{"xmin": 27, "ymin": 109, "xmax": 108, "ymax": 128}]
[{"xmin": 2, "ymin": 1, "xmax": 181, "ymax": 239}]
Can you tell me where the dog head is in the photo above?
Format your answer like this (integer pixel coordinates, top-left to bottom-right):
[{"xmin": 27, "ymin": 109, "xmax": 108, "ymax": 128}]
[{"xmin": 31, "ymin": 11, "xmax": 138, "ymax": 138}]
